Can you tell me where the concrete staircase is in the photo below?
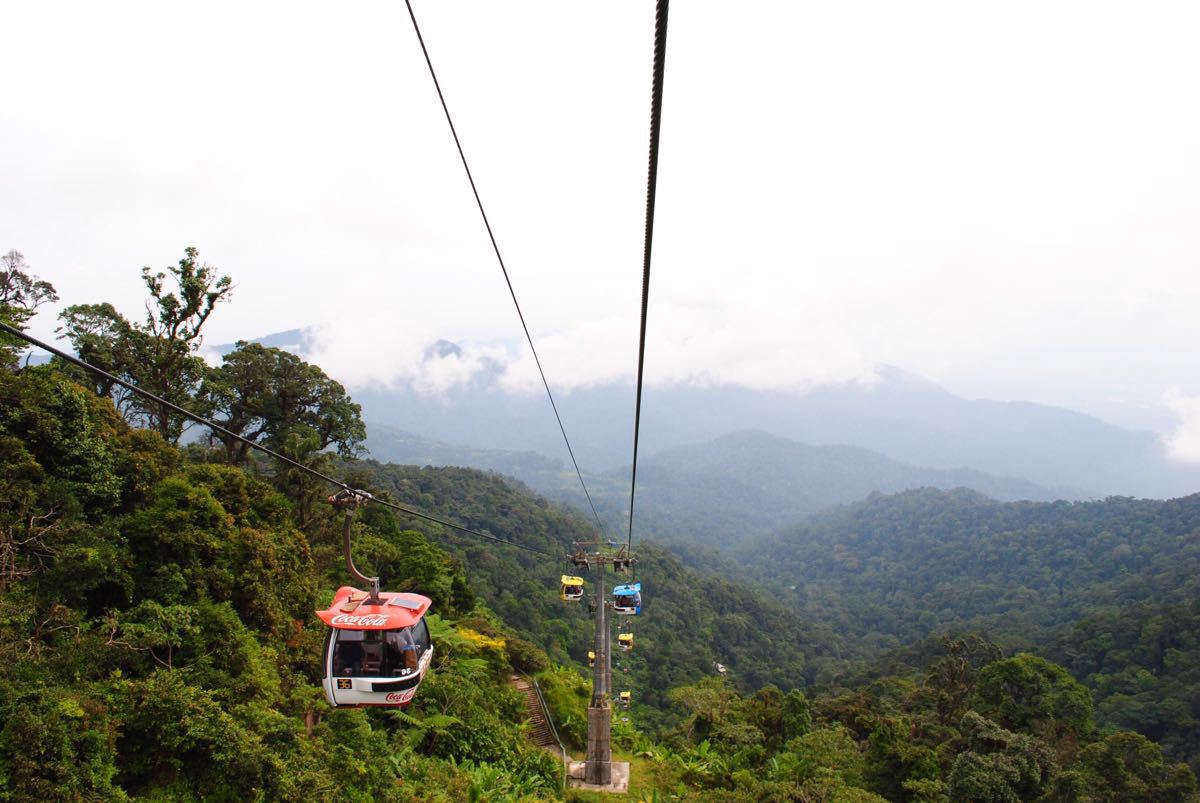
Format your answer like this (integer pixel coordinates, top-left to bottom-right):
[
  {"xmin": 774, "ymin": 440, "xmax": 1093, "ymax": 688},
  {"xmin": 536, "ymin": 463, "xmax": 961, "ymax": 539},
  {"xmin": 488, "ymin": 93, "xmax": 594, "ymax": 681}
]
[{"xmin": 511, "ymin": 675, "xmax": 557, "ymax": 749}]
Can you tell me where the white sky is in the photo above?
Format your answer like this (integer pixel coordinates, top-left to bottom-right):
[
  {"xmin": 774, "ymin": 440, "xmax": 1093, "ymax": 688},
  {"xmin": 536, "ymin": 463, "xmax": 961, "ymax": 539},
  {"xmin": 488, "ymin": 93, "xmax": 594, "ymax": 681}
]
[{"xmin": 4, "ymin": 1, "xmax": 1200, "ymax": 452}]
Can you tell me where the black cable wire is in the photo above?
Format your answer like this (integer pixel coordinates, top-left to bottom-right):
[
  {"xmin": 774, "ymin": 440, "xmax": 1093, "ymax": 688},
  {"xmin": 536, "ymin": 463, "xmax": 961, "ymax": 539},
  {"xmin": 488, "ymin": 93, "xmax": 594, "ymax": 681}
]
[
  {"xmin": 627, "ymin": 0, "xmax": 670, "ymax": 548},
  {"xmin": 0, "ymin": 322, "xmax": 552, "ymax": 558},
  {"xmin": 402, "ymin": 0, "xmax": 607, "ymax": 539}
]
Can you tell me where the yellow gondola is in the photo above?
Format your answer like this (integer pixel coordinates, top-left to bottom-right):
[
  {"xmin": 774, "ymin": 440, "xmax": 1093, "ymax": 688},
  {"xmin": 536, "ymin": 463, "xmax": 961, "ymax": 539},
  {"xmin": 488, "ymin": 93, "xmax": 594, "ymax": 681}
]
[
  {"xmin": 560, "ymin": 575, "xmax": 584, "ymax": 602},
  {"xmin": 618, "ymin": 691, "xmax": 632, "ymax": 709},
  {"xmin": 617, "ymin": 632, "xmax": 634, "ymax": 652},
  {"xmin": 588, "ymin": 650, "xmax": 596, "ymax": 667}
]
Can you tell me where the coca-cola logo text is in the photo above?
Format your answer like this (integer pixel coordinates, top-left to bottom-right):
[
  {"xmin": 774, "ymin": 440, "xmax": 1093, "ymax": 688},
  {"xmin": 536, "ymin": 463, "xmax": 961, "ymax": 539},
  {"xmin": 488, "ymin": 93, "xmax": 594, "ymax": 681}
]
[
  {"xmin": 330, "ymin": 613, "xmax": 389, "ymax": 627},
  {"xmin": 386, "ymin": 690, "xmax": 416, "ymax": 704}
]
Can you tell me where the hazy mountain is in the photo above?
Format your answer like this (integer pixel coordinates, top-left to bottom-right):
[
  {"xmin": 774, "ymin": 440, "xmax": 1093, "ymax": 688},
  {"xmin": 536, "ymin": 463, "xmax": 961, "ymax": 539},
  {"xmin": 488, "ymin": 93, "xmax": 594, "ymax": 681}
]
[
  {"xmin": 355, "ymin": 366, "xmax": 1200, "ymax": 499},
  {"xmin": 596, "ymin": 430, "xmax": 1074, "ymax": 548},
  {"xmin": 222, "ymin": 329, "xmax": 1200, "ymax": 499},
  {"xmin": 212, "ymin": 328, "xmax": 315, "ymax": 355},
  {"xmin": 364, "ymin": 424, "xmax": 1072, "ymax": 548},
  {"xmin": 364, "ymin": 421, "xmax": 566, "ymax": 485}
]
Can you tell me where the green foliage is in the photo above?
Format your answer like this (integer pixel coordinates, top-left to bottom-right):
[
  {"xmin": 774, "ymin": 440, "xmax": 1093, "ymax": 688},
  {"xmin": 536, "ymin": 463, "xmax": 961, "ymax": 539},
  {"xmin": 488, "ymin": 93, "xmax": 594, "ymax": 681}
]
[
  {"xmin": 200, "ymin": 341, "xmax": 365, "ymax": 465},
  {"xmin": 0, "ymin": 685, "xmax": 125, "ymax": 802},
  {"xmin": 947, "ymin": 712, "xmax": 1055, "ymax": 802},
  {"xmin": 1055, "ymin": 599, "xmax": 1200, "ymax": 776},
  {"xmin": 1052, "ymin": 731, "xmax": 1199, "ymax": 802},
  {"xmin": 506, "ymin": 636, "xmax": 551, "ymax": 674},
  {"xmin": 775, "ymin": 725, "xmax": 868, "ymax": 787},
  {"xmin": 747, "ymin": 488, "xmax": 1200, "ymax": 666},
  {"xmin": 745, "ymin": 487, "xmax": 1200, "ymax": 770},
  {"xmin": 0, "ymin": 366, "xmax": 124, "ymax": 512},
  {"xmin": 115, "ymin": 670, "xmax": 284, "ymax": 800},
  {"xmin": 0, "ymin": 249, "xmax": 57, "ymax": 369},
  {"xmin": 653, "ymin": 637, "xmax": 1197, "ymax": 802},
  {"xmin": 0, "ymin": 363, "xmax": 565, "ymax": 800},
  {"xmin": 973, "ymin": 653, "xmax": 1094, "ymax": 742},
  {"xmin": 536, "ymin": 665, "xmax": 590, "ymax": 750},
  {"xmin": 58, "ymin": 247, "xmax": 232, "ymax": 441}
]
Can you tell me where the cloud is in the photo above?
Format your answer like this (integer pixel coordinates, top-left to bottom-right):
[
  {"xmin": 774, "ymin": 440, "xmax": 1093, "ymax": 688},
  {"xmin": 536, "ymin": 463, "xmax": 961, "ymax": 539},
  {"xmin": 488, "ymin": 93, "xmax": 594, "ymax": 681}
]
[
  {"xmin": 1163, "ymin": 386, "xmax": 1200, "ymax": 462},
  {"xmin": 302, "ymin": 316, "xmax": 517, "ymax": 395},
  {"xmin": 300, "ymin": 286, "xmax": 879, "ymax": 397},
  {"xmin": 7, "ymin": 0, "xmax": 1200, "ymax": 433}
]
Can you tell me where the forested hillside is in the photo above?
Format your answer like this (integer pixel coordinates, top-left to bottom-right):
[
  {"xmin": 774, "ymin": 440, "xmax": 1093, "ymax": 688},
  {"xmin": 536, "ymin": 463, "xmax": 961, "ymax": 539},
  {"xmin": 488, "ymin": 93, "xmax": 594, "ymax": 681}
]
[
  {"xmin": 0, "ymin": 365, "xmax": 563, "ymax": 800},
  {"xmin": 6, "ymin": 363, "xmax": 1197, "ymax": 801},
  {"xmin": 364, "ymin": 422, "xmax": 566, "ymax": 487},
  {"xmin": 338, "ymin": 459, "xmax": 831, "ymax": 704},
  {"xmin": 743, "ymin": 487, "xmax": 1200, "ymax": 774}
]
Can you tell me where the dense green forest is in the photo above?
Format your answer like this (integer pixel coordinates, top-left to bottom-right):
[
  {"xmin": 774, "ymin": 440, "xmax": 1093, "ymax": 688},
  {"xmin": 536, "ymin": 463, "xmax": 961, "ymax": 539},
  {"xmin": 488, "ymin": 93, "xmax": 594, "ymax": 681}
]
[
  {"xmin": 0, "ymin": 363, "xmax": 567, "ymax": 800},
  {"xmin": 2, "ymin": 250, "xmax": 1197, "ymax": 800},
  {"xmin": 743, "ymin": 487, "xmax": 1200, "ymax": 776}
]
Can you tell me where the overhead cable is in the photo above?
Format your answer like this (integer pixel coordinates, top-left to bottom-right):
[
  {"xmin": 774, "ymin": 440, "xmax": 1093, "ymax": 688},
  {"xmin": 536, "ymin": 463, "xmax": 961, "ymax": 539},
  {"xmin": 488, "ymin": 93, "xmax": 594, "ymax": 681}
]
[
  {"xmin": 627, "ymin": 0, "xmax": 670, "ymax": 548},
  {"xmin": 402, "ymin": 0, "xmax": 607, "ymax": 538},
  {"xmin": 0, "ymin": 322, "xmax": 553, "ymax": 558}
]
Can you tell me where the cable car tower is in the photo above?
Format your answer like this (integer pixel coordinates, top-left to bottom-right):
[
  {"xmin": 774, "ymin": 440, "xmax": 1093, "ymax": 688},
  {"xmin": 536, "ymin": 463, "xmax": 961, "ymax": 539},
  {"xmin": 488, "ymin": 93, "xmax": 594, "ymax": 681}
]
[{"xmin": 567, "ymin": 542, "xmax": 637, "ymax": 787}]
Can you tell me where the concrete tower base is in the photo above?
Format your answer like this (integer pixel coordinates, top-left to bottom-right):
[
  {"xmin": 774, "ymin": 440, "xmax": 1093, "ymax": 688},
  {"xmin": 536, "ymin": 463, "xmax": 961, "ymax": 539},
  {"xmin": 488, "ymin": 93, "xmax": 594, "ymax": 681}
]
[
  {"xmin": 584, "ymin": 704, "xmax": 612, "ymax": 784},
  {"xmin": 567, "ymin": 760, "xmax": 630, "ymax": 793}
]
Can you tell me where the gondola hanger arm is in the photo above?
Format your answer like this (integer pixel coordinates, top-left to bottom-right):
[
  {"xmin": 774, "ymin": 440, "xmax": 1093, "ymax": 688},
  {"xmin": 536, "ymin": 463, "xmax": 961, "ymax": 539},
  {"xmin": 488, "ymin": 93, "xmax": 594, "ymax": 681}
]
[{"xmin": 329, "ymin": 489, "xmax": 381, "ymax": 604}]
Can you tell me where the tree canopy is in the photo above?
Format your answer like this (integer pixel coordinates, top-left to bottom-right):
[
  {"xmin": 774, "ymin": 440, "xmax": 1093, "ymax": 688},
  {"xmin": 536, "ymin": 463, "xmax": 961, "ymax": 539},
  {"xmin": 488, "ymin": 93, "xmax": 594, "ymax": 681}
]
[{"xmin": 0, "ymin": 249, "xmax": 58, "ymax": 368}]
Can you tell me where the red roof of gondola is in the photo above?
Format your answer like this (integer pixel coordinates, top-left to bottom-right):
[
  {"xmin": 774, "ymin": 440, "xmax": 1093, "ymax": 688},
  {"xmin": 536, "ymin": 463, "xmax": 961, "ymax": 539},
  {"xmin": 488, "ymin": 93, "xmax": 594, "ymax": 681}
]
[{"xmin": 316, "ymin": 586, "xmax": 432, "ymax": 630}]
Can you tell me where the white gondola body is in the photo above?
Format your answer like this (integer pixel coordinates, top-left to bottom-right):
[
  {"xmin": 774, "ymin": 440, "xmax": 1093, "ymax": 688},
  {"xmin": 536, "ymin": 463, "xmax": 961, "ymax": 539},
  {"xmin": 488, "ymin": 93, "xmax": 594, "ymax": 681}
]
[
  {"xmin": 322, "ymin": 633, "xmax": 434, "ymax": 707},
  {"xmin": 317, "ymin": 587, "xmax": 435, "ymax": 708}
]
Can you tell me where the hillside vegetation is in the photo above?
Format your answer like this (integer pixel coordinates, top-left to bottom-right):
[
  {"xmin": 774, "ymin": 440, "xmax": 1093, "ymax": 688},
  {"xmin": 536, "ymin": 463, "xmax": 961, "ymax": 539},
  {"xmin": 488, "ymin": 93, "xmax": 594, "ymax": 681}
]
[
  {"xmin": 2, "ymin": 251, "xmax": 1197, "ymax": 801},
  {"xmin": 6, "ymin": 364, "xmax": 1197, "ymax": 801},
  {"xmin": 0, "ymin": 366, "xmax": 564, "ymax": 800},
  {"xmin": 743, "ymin": 487, "xmax": 1200, "ymax": 774},
  {"xmin": 338, "ymin": 458, "xmax": 828, "ymax": 706}
]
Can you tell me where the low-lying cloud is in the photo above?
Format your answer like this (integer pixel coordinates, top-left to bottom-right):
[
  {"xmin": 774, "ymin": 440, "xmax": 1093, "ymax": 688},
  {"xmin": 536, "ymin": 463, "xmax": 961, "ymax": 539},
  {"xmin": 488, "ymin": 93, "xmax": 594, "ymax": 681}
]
[
  {"xmin": 1163, "ymin": 386, "xmax": 1200, "ymax": 463},
  {"xmin": 298, "ymin": 295, "xmax": 880, "ymax": 398}
]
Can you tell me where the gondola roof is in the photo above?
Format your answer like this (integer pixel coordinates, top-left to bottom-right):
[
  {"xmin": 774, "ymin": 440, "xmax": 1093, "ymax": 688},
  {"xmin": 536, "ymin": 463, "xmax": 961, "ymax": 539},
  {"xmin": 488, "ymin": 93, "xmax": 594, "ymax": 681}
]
[{"xmin": 316, "ymin": 586, "xmax": 432, "ymax": 631}]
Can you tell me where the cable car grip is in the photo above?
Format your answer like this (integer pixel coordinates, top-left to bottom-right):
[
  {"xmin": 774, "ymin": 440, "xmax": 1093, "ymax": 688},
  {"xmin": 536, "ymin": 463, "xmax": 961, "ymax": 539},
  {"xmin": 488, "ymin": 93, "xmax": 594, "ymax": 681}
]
[{"xmin": 329, "ymin": 488, "xmax": 381, "ymax": 604}]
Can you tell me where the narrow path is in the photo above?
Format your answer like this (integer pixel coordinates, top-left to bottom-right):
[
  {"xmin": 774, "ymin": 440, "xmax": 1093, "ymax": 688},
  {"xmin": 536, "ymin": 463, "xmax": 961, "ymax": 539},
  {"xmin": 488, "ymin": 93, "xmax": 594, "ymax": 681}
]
[{"xmin": 510, "ymin": 675, "xmax": 557, "ymax": 749}]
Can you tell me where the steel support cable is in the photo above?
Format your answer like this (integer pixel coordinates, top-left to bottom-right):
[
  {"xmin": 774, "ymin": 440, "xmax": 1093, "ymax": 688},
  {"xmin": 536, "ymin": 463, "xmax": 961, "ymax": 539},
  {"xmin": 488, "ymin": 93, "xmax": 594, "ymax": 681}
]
[
  {"xmin": 0, "ymin": 322, "xmax": 552, "ymax": 558},
  {"xmin": 627, "ymin": 0, "xmax": 670, "ymax": 548},
  {"xmin": 402, "ymin": 0, "xmax": 606, "ymax": 538}
]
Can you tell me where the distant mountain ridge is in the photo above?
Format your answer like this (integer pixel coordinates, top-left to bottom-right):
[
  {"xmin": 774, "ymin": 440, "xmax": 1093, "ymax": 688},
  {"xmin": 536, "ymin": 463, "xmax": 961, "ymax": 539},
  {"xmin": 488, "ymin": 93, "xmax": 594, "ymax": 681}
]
[
  {"xmin": 354, "ymin": 361, "xmax": 1200, "ymax": 499},
  {"xmin": 365, "ymin": 421, "xmax": 565, "ymax": 484},
  {"xmin": 224, "ymin": 328, "xmax": 1200, "ymax": 499},
  {"xmin": 364, "ymin": 424, "xmax": 1072, "ymax": 548},
  {"xmin": 602, "ymin": 430, "xmax": 1076, "ymax": 548}
]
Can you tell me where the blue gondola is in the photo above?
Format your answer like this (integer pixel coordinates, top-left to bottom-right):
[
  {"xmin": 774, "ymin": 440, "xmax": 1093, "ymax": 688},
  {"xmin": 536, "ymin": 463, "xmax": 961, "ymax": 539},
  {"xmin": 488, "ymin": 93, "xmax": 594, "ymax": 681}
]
[{"xmin": 612, "ymin": 582, "xmax": 642, "ymax": 615}]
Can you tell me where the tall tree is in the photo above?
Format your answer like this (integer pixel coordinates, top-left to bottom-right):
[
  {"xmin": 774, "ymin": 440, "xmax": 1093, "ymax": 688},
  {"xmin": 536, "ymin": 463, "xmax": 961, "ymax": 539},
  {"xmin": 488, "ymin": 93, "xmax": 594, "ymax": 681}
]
[
  {"xmin": 54, "ymin": 303, "xmax": 134, "ymax": 403},
  {"xmin": 199, "ymin": 341, "xmax": 365, "ymax": 465},
  {"xmin": 0, "ymin": 250, "xmax": 58, "ymax": 369},
  {"xmin": 134, "ymin": 247, "xmax": 232, "ymax": 440},
  {"xmin": 58, "ymin": 247, "xmax": 231, "ymax": 442}
]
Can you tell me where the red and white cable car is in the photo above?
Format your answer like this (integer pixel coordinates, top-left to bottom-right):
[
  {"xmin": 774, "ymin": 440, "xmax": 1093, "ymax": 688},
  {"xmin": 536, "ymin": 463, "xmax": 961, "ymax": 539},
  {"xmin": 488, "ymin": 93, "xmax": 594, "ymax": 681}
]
[
  {"xmin": 317, "ymin": 489, "xmax": 434, "ymax": 708},
  {"xmin": 317, "ymin": 585, "xmax": 433, "ymax": 707}
]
